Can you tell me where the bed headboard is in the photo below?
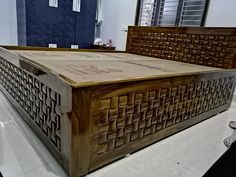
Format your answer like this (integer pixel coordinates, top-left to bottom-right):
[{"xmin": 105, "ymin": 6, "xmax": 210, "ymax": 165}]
[{"xmin": 126, "ymin": 26, "xmax": 236, "ymax": 69}]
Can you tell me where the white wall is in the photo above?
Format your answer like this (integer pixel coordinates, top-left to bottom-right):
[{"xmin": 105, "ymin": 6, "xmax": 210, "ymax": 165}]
[
  {"xmin": 205, "ymin": 0, "xmax": 236, "ymax": 27},
  {"xmin": 2, "ymin": 0, "xmax": 236, "ymax": 47},
  {"xmin": 100, "ymin": 0, "xmax": 137, "ymax": 51},
  {"xmin": 0, "ymin": 0, "xmax": 18, "ymax": 45}
]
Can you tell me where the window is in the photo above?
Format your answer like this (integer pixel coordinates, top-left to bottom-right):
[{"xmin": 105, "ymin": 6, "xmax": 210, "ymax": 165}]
[{"xmin": 137, "ymin": 0, "xmax": 210, "ymax": 26}]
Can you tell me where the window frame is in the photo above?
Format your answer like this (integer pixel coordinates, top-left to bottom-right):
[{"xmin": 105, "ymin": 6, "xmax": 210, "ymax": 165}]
[{"xmin": 135, "ymin": 0, "xmax": 211, "ymax": 27}]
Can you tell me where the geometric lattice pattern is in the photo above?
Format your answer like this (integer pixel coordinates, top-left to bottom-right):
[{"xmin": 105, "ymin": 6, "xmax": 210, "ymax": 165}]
[
  {"xmin": 97, "ymin": 77, "xmax": 234, "ymax": 154},
  {"xmin": 127, "ymin": 27, "xmax": 236, "ymax": 69},
  {"xmin": 0, "ymin": 57, "xmax": 61, "ymax": 151}
]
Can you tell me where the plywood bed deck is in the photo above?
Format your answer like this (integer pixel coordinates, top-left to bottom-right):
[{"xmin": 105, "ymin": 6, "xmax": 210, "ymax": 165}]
[
  {"xmin": 12, "ymin": 50, "xmax": 220, "ymax": 87},
  {"xmin": 1, "ymin": 26, "xmax": 236, "ymax": 177}
]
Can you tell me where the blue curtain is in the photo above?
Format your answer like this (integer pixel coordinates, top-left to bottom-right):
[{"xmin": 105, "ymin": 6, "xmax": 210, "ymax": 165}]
[{"xmin": 17, "ymin": 0, "xmax": 97, "ymax": 48}]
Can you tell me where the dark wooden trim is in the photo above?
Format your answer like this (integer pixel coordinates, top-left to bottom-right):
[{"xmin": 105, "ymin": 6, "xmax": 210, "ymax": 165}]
[
  {"xmin": 1, "ymin": 45, "xmax": 124, "ymax": 53},
  {"xmin": 126, "ymin": 26, "xmax": 236, "ymax": 34},
  {"xmin": 70, "ymin": 88, "xmax": 92, "ymax": 177}
]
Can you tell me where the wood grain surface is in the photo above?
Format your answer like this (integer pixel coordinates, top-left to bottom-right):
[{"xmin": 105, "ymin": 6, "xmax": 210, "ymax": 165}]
[
  {"xmin": 1, "ymin": 26, "xmax": 236, "ymax": 177},
  {"xmin": 126, "ymin": 26, "xmax": 236, "ymax": 69},
  {"xmin": 12, "ymin": 50, "xmax": 221, "ymax": 87}
]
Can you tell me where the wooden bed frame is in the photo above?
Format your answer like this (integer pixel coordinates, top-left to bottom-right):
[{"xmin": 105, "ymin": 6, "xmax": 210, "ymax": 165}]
[{"xmin": 1, "ymin": 27, "xmax": 236, "ymax": 177}]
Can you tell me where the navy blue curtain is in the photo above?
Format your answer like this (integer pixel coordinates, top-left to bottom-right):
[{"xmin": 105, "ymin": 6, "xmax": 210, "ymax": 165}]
[{"xmin": 17, "ymin": 0, "xmax": 97, "ymax": 48}]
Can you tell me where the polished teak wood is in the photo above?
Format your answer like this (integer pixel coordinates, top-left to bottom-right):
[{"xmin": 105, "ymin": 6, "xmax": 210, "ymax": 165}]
[
  {"xmin": 126, "ymin": 27, "xmax": 236, "ymax": 69},
  {"xmin": 0, "ymin": 27, "xmax": 236, "ymax": 177}
]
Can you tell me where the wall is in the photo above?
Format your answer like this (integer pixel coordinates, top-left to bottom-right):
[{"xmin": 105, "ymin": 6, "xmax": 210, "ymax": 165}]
[
  {"xmin": 100, "ymin": 0, "xmax": 236, "ymax": 50},
  {"xmin": 205, "ymin": 0, "xmax": 236, "ymax": 27},
  {"xmin": 1, "ymin": 0, "xmax": 236, "ymax": 48},
  {"xmin": 100, "ymin": 0, "xmax": 137, "ymax": 51},
  {"xmin": 0, "ymin": 0, "xmax": 18, "ymax": 45}
]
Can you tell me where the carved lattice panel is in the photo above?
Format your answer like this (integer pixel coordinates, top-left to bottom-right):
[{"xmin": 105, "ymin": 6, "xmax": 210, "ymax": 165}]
[
  {"xmin": 126, "ymin": 27, "xmax": 236, "ymax": 69},
  {"xmin": 0, "ymin": 57, "xmax": 61, "ymax": 151},
  {"xmin": 97, "ymin": 77, "xmax": 234, "ymax": 154}
]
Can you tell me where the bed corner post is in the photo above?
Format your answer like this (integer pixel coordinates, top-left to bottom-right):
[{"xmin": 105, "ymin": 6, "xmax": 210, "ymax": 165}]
[{"xmin": 70, "ymin": 87, "xmax": 92, "ymax": 177}]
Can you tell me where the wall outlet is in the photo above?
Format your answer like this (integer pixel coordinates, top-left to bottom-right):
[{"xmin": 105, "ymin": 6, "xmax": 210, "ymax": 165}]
[
  {"xmin": 48, "ymin": 43, "xmax": 57, "ymax": 48},
  {"xmin": 73, "ymin": 0, "xmax": 81, "ymax": 12},
  {"xmin": 71, "ymin": 45, "xmax": 79, "ymax": 49},
  {"xmin": 49, "ymin": 0, "xmax": 58, "ymax": 8}
]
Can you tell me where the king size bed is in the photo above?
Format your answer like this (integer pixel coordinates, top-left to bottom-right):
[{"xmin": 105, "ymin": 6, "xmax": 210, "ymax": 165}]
[{"xmin": 0, "ymin": 27, "xmax": 236, "ymax": 177}]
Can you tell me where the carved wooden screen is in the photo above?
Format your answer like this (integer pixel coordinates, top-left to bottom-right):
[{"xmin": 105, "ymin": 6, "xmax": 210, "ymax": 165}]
[
  {"xmin": 0, "ymin": 57, "xmax": 62, "ymax": 151},
  {"xmin": 126, "ymin": 26, "xmax": 236, "ymax": 69}
]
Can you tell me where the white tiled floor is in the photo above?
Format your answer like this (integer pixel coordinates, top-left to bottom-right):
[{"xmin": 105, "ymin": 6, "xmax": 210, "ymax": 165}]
[{"xmin": 0, "ymin": 91, "xmax": 235, "ymax": 177}]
